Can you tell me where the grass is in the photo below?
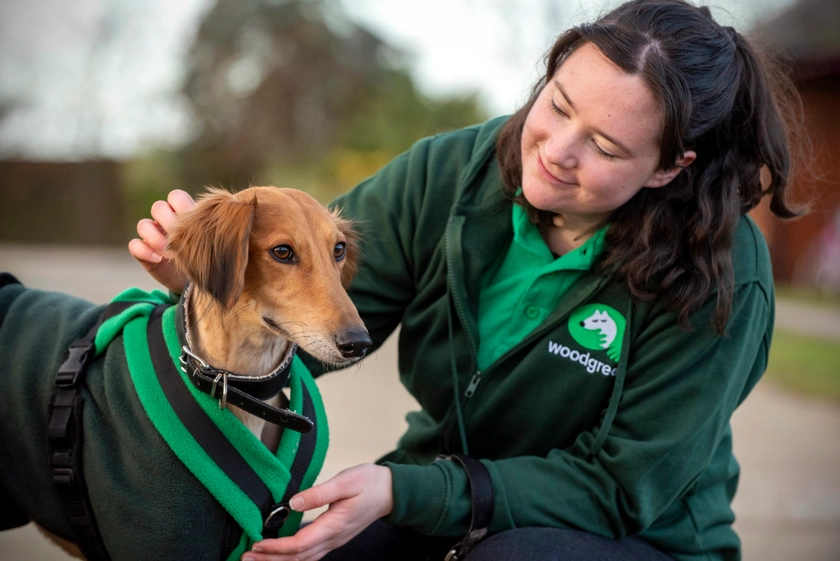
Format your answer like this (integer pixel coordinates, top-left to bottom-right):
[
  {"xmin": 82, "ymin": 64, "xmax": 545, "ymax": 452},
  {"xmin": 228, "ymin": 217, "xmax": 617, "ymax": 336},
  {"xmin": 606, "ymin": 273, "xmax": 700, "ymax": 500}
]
[{"xmin": 764, "ymin": 329, "xmax": 840, "ymax": 400}]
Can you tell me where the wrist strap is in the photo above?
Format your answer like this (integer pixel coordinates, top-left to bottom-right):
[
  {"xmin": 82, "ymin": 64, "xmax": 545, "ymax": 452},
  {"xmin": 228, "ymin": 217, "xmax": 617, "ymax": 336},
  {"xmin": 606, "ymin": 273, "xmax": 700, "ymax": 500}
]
[{"xmin": 441, "ymin": 454, "xmax": 494, "ymax": 561}]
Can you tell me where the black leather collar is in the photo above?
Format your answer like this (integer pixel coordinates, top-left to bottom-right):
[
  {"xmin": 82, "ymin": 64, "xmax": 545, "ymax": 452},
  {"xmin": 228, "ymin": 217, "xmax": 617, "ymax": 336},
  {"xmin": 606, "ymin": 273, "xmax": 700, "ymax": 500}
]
[
  {"xmin": 176, "ymin": 286, "xmax": 313, "ymax": 433},
  {"xmin": 179, "ymin": 343, "xmax": 297, "ymax": 401}
]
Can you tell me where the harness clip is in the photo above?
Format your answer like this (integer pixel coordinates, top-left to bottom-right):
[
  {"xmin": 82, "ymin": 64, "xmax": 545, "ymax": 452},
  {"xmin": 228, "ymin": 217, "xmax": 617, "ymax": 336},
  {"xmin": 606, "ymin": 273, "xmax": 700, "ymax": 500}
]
[
  {"xmin": 55, "ymin": 346, "xmax": 93, "ymax": 387},
  {"xmin": 52, "ymin": 467, "xmax": 76, "ymax": 489}
]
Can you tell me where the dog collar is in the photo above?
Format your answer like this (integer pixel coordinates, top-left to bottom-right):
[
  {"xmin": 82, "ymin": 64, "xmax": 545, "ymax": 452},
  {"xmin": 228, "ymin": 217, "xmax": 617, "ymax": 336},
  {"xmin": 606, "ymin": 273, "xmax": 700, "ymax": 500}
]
[
  {"xmin": 179, "ymin": 343, "xmax": 297, "ymax": 401},
  {"xmin": 176, "ymin": 286, "xmax": 313, "ymax": 433},
  {"xmin": 178, "ymin": 344, "xmax": 312, "ymax": 433}
]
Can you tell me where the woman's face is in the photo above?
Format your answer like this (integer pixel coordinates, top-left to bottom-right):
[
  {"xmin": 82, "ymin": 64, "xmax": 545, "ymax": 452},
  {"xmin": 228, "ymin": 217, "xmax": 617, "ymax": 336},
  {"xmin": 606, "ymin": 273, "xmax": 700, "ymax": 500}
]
[{"xmin": 521, "ymin": 42, "xmax": 693, "ymax": 227}]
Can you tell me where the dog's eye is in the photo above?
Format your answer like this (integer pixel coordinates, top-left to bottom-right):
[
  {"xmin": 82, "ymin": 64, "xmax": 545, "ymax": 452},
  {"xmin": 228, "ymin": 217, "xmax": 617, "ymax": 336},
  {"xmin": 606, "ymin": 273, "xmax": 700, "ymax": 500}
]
[
  {"xmin": 270, "ymin": 245, "xmax": 295, "ymax": 263},
  {"xmin": 334, "ymin": 242, "xmax": 346, "ymax": 261}
]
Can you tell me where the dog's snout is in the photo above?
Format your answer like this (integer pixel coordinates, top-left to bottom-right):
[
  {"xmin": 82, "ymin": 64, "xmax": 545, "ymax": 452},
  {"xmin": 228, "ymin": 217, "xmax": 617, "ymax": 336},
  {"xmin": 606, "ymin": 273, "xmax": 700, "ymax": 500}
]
[{"xmin": 336, "ymin": 328, "xmax": 373, "ymax": 359}]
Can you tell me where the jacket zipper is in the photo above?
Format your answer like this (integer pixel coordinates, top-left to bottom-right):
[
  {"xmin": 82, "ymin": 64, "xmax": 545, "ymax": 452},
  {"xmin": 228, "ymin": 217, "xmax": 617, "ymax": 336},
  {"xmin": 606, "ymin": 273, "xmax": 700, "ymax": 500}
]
[
  {"xmin": 462, "ymin": 276, "xmax": 607, "ymax": 399},
  {"xmin": 444, "ymin": 215, "xmax": 482, "ymax": 453},
  {"xmin": 464, "ymin": 371, "xmax": 483, "ymax": 397},
  {"xmin": 446, "ymin": 217, "xmax": 480, "ymax": 367}
]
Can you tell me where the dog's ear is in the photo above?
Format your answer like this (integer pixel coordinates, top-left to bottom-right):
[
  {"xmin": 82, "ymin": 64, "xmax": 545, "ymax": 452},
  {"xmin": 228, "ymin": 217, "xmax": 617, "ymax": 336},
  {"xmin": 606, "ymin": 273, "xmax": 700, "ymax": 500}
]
[
  {"xmin": 331, "ymin": 209, "xmax": 359, "ymax": 289},
  {"xmin": 167, "ymin": 188, "xmax": 256, "ymax": 309}
]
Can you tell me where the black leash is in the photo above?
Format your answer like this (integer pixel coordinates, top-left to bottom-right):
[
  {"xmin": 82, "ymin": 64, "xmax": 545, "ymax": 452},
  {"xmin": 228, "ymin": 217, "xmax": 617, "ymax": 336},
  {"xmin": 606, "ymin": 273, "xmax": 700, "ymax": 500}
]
[{"xmin": 46, "ymin": 301, "xmax": 135, "ymax": 561}]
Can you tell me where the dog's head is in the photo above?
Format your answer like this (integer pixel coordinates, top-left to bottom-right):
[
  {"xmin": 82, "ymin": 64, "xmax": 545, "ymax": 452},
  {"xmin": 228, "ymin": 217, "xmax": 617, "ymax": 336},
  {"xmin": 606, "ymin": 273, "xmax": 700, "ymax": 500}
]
[{"xmin": 167, "ymin": 186, "xmax": 370, "ymax": 364}]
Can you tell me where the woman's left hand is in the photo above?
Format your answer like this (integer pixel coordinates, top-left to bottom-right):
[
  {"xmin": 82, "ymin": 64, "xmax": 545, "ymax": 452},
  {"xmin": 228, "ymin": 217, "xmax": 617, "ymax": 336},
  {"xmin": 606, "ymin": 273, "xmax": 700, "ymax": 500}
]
[{"xmin": 243, "ymin": 464, "xmax": 394, "ymax": 561}]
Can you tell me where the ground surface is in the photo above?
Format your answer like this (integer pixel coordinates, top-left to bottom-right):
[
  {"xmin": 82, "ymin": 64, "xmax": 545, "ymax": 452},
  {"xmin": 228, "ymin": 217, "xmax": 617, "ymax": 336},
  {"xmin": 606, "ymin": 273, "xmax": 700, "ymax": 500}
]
[{"xmin": 1, "ymin": 243, "xmax": 838, "ymax": 560}]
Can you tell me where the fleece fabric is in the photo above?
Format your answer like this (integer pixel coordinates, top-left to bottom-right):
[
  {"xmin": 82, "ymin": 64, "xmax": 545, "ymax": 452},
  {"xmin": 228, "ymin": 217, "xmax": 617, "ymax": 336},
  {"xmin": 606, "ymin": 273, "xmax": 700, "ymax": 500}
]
[
  {"xmin": 0, "ymin": 285, "xmax": 327, "ymax": 561},
  {"xmin": 304, "ymin": 116, "xmax": 774, "ymax": 561}
]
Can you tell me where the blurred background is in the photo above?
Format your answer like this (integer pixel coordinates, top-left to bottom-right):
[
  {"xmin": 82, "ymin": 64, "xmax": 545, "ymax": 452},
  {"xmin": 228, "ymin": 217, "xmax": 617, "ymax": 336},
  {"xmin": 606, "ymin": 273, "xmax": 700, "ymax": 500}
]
[
  {"xmin": 1, "ymin": 0, "xmax": 839, "ymax": 559},
  {"xmin": 1, "ymin": 0, "xmax": 838, "ymax": 294}
]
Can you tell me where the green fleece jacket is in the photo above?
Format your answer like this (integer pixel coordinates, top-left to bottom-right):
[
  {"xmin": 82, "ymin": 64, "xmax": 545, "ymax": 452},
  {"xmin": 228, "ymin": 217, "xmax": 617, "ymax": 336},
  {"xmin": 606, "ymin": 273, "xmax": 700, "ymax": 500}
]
[
  {"xmin": 0, "ymin": 285, "xmax": 327, "ymax": 561},
  {"xmin": 318, "ymin": 116, "xmax": 773, "ymax": 560}
]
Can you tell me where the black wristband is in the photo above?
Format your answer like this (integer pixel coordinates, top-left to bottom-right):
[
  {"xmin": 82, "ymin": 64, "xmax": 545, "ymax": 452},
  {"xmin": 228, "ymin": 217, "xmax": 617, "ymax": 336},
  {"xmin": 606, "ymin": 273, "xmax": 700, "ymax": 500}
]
[{"xmin": 439, "ymin": 453, "xmax": 495, "ymax": 561}]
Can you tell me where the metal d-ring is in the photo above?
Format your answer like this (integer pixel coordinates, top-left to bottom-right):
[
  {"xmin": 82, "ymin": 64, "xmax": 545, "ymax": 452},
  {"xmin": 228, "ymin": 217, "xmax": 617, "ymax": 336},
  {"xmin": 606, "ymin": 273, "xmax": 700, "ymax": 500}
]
[
  {"xmin": 210, "ymin": 370, "xmax": 229, "ymax": 410},
  {"xmin": 263, "ymin": 504, "xmax": 291, "ymax": 532}
]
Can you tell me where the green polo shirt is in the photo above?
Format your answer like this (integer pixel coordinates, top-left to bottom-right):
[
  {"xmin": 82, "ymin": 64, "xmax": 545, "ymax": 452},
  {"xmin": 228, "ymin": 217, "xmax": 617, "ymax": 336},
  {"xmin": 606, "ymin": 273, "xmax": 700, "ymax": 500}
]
[{"xmin": 477, "ymin": 204, "xmax": 607, "ymax": 370}]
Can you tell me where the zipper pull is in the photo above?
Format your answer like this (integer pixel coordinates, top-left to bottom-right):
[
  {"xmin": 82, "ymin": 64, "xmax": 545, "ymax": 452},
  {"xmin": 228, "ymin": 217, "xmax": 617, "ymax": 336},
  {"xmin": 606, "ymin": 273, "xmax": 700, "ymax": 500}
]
[{"xmin": 465, "ymin": 370, "xmax": 482, "ymax": 398}]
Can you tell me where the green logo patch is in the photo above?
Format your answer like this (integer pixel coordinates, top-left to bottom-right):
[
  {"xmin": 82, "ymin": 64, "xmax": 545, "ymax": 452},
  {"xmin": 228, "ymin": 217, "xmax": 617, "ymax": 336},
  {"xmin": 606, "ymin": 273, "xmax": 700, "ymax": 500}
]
[{"xmin": 568, "ymin": 304, "xmax": 626, "ymax": 362}]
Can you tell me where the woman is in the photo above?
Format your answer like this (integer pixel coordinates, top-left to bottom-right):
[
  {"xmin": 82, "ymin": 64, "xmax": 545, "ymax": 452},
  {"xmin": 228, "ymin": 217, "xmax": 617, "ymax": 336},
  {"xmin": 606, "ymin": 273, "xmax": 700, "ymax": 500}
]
[{"xmin": 131, "ymin": 1, "xmax": 803, "ymax": 559}]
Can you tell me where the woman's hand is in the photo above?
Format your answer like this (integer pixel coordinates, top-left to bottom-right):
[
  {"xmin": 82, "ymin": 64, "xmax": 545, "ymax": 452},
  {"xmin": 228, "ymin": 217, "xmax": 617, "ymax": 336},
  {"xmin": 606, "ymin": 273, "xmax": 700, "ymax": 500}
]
[
  {"xmin": 127, "ymin": 189, "xmax": 195, "ymax": 294},
  {"xmin": 243, "ymin": 464, "xmax": 394, "ymax": 561}
]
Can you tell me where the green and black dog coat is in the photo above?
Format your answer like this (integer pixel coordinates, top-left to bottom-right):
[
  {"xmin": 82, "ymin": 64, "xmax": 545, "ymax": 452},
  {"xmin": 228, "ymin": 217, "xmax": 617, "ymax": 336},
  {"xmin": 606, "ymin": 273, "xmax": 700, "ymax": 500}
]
[{"xmin": 0, "ymin": 278, "xmax": 328, "ymax": 561}]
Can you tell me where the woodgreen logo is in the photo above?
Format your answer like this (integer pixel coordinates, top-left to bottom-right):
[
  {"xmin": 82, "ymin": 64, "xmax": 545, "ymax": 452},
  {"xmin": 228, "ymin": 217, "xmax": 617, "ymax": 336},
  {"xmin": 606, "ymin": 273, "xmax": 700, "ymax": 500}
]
[{"xmin": 568, "ymin": 304, "xmax": 626, "ymax": 362}]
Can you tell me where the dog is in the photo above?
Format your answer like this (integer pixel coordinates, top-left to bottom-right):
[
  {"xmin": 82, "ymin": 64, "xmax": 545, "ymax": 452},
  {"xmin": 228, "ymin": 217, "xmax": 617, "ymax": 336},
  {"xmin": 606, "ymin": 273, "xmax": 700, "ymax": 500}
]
[
  {"xmin": 168, "ymin": 186, "xmax": 371, "ymax": 445},
  {"xmin": 580, "ymin": 309, "xmax": 618, "ymax": 350},
  {"xmin": 0, "ymin": 186, "xmax": 371, "ymax": 560}
]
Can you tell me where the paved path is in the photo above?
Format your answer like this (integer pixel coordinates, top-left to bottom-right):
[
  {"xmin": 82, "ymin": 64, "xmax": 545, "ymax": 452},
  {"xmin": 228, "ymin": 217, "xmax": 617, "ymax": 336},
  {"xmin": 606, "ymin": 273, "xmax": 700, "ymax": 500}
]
[
  {"xmin": 1, "ymin": 243, "xmax": 839, "ymax": 560},
  {"xmin": 775, "ymin": 299, "xmax": 840, "ymax": 341}
]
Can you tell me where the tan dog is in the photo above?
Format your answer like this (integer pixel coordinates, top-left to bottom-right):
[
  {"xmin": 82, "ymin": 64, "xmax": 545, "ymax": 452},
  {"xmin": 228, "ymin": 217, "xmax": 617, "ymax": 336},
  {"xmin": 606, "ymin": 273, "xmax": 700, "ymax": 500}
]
[
  {"xmin": 27, "ymin": 186, "xmax": 370, "ymax": 558},
  {"xmin": 168, "ymin": 186, "xmax": 371, "ymax": 447}
]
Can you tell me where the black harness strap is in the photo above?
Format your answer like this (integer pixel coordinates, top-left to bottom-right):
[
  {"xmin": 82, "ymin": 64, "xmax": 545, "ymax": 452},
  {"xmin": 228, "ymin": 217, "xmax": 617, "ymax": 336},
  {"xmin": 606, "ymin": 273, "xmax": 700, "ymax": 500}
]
[
  {"xmin": 262, "ymin": 381, "xmax": 318, "ymax": 538},
  {"xmin": 146, "ymin": 305, "xmax": 274, "ymax": 509},
  {"xmin": 45, "ymin": 299, "xmax": 320, "ymax": 560},
  {"xmin": 146, "ymin": 304, "xmax": 320, "ymax": 543},
  {"xmin": 441, "ymin": 454, "xmax": 495, "ymax": 561},
  {"xmin": 46, "ymin": 301, "xmax": 134, "ymax": 561}
]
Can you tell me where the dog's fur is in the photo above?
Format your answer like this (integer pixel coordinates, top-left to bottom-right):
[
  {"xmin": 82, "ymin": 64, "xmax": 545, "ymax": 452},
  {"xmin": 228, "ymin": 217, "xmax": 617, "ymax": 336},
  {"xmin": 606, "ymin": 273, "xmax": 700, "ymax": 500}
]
[
  {"xmin": 36, "ymin": 186, "xmax": 371, "ymax": 558},
  {"xmin": 167, "ymin": 186, "xmax": 370, "ymax": 444}
]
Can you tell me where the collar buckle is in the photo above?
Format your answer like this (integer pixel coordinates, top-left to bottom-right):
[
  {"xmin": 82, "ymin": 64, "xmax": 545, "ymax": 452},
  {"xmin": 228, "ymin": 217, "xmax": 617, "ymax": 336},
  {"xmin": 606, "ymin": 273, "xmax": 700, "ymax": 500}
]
[{"xmin": 177, "ymin": 344, "xmax": 312, "ymax": 432}]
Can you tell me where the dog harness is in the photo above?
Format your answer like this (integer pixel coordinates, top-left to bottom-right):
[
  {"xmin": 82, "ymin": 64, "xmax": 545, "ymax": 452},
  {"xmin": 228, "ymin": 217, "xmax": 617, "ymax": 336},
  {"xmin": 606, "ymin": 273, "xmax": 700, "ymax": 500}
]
[{"xmin": 47, "ymin": 288, "xmax": 329, "ymax": 561}]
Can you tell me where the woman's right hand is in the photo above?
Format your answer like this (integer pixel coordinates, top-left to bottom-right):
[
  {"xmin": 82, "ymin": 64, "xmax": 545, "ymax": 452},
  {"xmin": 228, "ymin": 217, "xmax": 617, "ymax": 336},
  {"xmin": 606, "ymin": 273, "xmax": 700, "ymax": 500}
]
[{"xmin": 128, "ymin": 189, "xmax": 195, "ymax": 295}]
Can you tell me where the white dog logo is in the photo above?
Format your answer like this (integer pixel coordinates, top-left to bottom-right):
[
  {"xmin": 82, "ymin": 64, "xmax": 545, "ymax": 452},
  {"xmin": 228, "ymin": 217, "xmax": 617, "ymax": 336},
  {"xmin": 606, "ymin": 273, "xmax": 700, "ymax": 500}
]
[{"xmin": 580, "ymin": 310, "xmax": 617, "ymax": 350}]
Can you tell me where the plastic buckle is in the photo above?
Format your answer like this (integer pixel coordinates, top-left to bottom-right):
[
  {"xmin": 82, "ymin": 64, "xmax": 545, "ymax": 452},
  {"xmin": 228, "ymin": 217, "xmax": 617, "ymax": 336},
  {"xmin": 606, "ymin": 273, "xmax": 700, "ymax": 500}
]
[
  {"xmin": 52, "ymin": 467, "xmax": 75, "ymax": 489},
  {"xmin": 55, "ymin": 346, "xmax": 92, "ymax": 387}
]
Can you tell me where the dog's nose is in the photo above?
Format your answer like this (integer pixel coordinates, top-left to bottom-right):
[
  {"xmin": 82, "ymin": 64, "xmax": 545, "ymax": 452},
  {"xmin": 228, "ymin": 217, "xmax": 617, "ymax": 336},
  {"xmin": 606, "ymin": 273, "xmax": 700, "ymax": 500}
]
[{"xmin": 336, "ymin": 328, "xmax": 373, "ymax": 359}]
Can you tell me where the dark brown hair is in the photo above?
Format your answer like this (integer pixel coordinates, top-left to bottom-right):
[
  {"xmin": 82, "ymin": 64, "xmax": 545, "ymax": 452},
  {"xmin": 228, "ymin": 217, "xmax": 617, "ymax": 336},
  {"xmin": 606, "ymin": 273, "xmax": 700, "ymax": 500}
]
[{"xmin": 497, "ymin": 0, "xmax": 806, "ymax": 332}]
